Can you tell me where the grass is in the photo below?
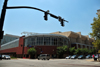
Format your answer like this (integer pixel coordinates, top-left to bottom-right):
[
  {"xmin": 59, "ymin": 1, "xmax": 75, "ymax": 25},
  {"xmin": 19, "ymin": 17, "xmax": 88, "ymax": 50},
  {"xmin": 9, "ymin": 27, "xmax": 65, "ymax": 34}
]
[{"xmin": 11, "ymin": 57, "xmax": 17, "ymax": 59}]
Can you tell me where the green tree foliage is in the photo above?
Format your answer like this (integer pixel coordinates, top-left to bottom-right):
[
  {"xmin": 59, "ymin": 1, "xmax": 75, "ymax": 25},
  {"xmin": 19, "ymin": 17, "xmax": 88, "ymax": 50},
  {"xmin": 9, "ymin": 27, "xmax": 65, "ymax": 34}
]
[
  {"xmin": 92, "ymin": 48, "xmax": 97, "ymax": 54},
  {"xmin": 57, "ymin": 45, "xmax": 68, "ymax": 58},
  {"xmin": 90, "ymin": 15, "xmax": 100, "ymax": 49},
  {"xmin": 81, "ymin": 48, "xmax": 88, "ymax": 55},
  {"xmin": 69, "ymin": 47, "xmax": 76, "ymax": 55},
  {"xmin": 74, "ymin": 48, "xmax": 94, "ymax": 55},
  {"xmin": 75, "ymin": 48, "xmax": 82, "ymax": 55},
  {"xmin": 88, "ymin": 50, "xmax": 93, "ymax": 55},
  {"xmin": 28, "ymin": 48, "xmax": 36, "ymax": 58}
]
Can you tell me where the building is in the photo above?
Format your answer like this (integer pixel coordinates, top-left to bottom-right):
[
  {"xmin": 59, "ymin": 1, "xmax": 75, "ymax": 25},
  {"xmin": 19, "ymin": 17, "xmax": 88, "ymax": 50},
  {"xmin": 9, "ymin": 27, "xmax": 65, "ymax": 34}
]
[
  {"xmin": 51, "ymin": 31, "xmax": 94, "ymax": 49},
  {"xmin": 0, "ymin": 31, "xmax": 94, "ymax": 58},
  {"xmin": 96, "ymin": 9, "xmax": 100, "ymax": 15},
  {"xmin": 1, "ymin": 34, "xmax": 19, "ymax": 45}
]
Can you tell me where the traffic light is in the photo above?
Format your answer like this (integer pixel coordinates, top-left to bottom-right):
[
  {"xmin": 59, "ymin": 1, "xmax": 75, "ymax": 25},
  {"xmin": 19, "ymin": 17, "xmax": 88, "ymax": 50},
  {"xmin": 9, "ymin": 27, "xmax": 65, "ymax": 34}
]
[
  {"xmin": 58, "ymin": 16, "xmax": 61, "ymax": 21},
  {"xmin": 61, "ymin": 19, "xmax": 64, "ymax": 26},
  {"xmin": 58, "ymin": 16, "xmax": 64, "ymax": 27},
  {"xmin": 44, "ymin": 12, "xmax": 48, "ymax": 20}
]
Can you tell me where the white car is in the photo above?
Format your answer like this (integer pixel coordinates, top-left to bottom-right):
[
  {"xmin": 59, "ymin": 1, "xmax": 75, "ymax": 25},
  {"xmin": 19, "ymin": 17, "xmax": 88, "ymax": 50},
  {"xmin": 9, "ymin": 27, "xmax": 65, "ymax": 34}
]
[
  {"xmin": 66, "ymin": 56, "xmax": 71, "ymax": 59},
  {"xmin": 95, "ymin": 54, "xmax": 98, "ymax": 58},
  {"xmin": 71, "ymin": 55, "xmax": 78, "ymax": 59},
  {"xmin": 2, "ymin": 55, "xmax": 11, "ymax": 60},
  {"xmin": 86, "ymin": 55, "xmax": 91, "ymax": 59}
]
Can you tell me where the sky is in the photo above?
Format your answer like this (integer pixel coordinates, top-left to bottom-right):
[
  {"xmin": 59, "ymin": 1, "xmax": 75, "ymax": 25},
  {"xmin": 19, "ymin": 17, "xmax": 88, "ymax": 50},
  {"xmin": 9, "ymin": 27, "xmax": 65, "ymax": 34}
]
[{"xmin": 0, "ymin": 0, "xmax": 100, "ymax": 36}]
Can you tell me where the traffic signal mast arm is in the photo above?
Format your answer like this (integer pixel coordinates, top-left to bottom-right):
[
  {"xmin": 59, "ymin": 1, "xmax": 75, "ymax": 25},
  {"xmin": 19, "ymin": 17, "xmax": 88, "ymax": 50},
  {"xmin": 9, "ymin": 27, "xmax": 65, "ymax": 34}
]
[
  {"xmin": 49, "ymin": 13, "xmax": 68, "ymax": 23},
  {"xmin": 7, "ymin": 6, "xmax": 68, "ymax": 26}
]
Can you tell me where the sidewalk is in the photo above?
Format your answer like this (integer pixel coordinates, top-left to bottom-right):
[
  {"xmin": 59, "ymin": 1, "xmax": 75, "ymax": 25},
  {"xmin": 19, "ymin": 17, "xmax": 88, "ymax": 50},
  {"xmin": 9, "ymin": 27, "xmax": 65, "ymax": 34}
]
[
  {"xmin": 86, "ymin": 59, "xmax": 100, "ymax": 62},
  {"xmin": 85, "ymin": 59, "xmax": 94, "ymax": 62}
]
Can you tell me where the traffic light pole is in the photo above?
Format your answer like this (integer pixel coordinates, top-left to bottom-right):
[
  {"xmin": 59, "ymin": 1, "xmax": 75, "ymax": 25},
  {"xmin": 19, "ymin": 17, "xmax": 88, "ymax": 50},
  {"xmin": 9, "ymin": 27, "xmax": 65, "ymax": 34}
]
[
  {"xmin": 0, "ymin": 0, "xmax": 8, "ymax": 45},
  {"xmin": 0, "ymin": 0, "xmax": 68, "ymax": 45}
]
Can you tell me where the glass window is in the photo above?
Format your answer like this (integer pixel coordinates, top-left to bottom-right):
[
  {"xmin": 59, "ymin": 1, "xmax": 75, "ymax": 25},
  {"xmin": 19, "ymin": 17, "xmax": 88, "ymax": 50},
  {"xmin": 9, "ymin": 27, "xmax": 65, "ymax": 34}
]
[
  {"xmin": 25, "ymin": 36, "xmax": 69, "ymax": 46},
  {"xmin": 64, "ymin": 38, "xmax": 68, "ymax": 45},
  {"xmin": 51, "ymin": 37, "xmax": 56, "ymax": 46},
  {"xmin": 44, "ymin": 37, "xmax": 50, "ymax": 45},
  {"xmin": 37, "ymin": 37, "xmax": 43, "ymax": 45},
  {"xmin": 58, "ymin": 38, "xmax": 63, "ymax": 46}
]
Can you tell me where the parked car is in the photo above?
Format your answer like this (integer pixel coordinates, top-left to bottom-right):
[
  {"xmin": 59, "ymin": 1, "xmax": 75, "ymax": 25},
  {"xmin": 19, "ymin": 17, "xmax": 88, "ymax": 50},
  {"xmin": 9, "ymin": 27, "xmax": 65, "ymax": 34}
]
[
  {"xmin": 2, "ymin": 55, "xmax": 11, "ymax": 60},
  {"xmin": 94, "ymin": 54, "xmax": 98, "ymax": 58},
  {"xmin": 0, "ymin": 55, "xmax": 2, "ymax": 60},
  {"xmin": 94, "ymin": 54, "xmax": 98, "ymax": 61},
  {"xmin": 71, "ymin": 55, "xmax": 78, "ymax": 59},
  {"xmin": 65, "ymin": 55, "xmax": 71, "ymax": 59},
  {"xmin": 90, "ymin": 55, "xmax": 93, "ymax": 58},
  {"xmin": 38, "ymin": 54, "xmax": 50, "ymax": 60},
  {"xmin": 86, "ymin": 55, "xmax": 91, "ymax": 59},
  {"xmin": 91, "ymin": 54, "xmax": 95, "ymax": 58},
  {"xmin": 78, "ymin": 55, "xmax": 85, "ymax": 59}
]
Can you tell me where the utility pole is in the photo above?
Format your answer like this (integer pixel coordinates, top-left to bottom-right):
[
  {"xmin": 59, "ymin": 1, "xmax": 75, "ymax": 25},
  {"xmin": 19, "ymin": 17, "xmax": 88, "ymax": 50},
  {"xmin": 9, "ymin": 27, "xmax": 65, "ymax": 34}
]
[{"xmin": 0, "ymin": 0, "xmax": 8, "ymax": 45}]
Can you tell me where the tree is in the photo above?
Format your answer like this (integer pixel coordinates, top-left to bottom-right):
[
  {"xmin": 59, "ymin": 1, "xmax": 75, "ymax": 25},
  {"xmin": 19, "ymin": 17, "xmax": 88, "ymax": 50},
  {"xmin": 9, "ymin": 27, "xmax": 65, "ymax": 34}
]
[
  {"xmin": 88, "ymin": 49, "xmax": 93, "ymax": 55},
  {"xmin": 75, "ymin": 48, "xmax": 82, "ymax": 55},
  {"xmin": 57, "ymin": 45, "xmax": 68, "ymax": 58},
  {"xmin": 69, "ymin": 47, "xmax": 76, "ymax": 55},
  {"xmin": 81, "ymin": 48, "xmax": 88, "ymax": 55},
  {"xmin": 90, "ymin": 15, "xmax": 100, "ymax": 49},
  {"xmin": 28, "ymin": 48, "xmax": 36, "ymax": 58},
  {"xmin": 92, "ymin": 48, "xmax": 97, "ymax": 54}
]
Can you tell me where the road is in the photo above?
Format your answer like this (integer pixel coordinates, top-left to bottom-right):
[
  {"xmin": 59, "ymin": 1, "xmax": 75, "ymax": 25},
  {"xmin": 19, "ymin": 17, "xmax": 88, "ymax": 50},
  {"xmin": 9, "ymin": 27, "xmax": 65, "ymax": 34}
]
[{"xmin": 0, "ymin": 59, "xmax": 100, "ymax": 67}]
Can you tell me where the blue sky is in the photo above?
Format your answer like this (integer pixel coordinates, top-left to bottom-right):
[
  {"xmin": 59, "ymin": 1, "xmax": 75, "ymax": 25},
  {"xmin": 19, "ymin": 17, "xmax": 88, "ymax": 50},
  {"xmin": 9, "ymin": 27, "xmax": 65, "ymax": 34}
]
[{"xmin": 0, "ymin": 0, "xmax": 100, "ymax": 36}]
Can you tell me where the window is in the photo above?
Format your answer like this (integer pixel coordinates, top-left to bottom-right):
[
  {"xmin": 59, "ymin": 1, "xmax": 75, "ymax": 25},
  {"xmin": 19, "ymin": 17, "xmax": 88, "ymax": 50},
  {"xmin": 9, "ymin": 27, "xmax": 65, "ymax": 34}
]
[
  {"xmin": 51, "ymin": 37, "xmax": 57, "ymax": 46},
  {"xmin": 64, "ymin": 39, "xmax": 68, "ymax": 45},
  {"xmin": 44, "ymin": 37, "xmax": 50, "ymax": 45},
  {"xmin": 58, "ymin": 38, "xmax": 63, "ymax": 46},
  {"xmin": 37, "ymin": 37, "xmax": 43, "ymax": 45}
]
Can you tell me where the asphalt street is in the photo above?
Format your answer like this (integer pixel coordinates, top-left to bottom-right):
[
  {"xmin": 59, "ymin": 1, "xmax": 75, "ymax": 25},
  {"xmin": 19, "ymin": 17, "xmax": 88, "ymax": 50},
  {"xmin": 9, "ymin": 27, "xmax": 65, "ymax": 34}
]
[{"xmin": 0, "ymin": 59, "xmax": 100, "ymax": 67}]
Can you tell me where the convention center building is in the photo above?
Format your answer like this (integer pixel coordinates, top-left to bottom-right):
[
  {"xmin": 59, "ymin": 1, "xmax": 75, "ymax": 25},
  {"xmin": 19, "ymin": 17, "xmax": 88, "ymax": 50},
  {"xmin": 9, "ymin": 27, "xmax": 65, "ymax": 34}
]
[{"xmin": 0, "ymin": 31, "xmax": 94, "ymax": 58}]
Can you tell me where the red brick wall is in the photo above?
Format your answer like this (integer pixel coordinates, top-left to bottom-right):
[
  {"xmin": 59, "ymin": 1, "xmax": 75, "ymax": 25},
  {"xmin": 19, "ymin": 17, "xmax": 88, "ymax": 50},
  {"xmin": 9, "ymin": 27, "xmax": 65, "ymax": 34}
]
[
  {"xmin": 0, "ymin": 36, "xmax": 58, "ymax": 55},
  {"xmin": 0, "ymin": 36, "xmax": 25, "ymax": 54},
  {"xmin": 24, "ymin": 46, "xmax": 57, "ymax": 55},
  {"xmin": 16, "ymin": 36, "xmax": 25, "ymax": 54},
  {"xmin": 0, "ymin": 47, "xmax": 17, "ymax": 53}
]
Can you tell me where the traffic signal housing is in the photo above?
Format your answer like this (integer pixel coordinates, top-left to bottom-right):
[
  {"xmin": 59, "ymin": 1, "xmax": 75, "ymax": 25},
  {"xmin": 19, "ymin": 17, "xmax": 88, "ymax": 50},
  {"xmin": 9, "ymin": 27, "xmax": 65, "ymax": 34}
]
[
  {"xmin": 58, "ymin": 16, "xmax": 64, "ymax": 27},
  {"xmin": 61, "ymin": 19, "xmax": 64, "ymax": 27},
  {"xmin": 44, "ymin": 12, "xmax": 48, "ymax": 21}
]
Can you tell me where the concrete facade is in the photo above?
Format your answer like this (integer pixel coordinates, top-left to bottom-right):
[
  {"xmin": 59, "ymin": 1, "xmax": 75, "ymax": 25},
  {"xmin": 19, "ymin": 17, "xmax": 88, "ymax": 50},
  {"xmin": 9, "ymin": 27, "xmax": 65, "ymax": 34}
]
[
  {"xmin": 51, "ymin": 31, "xmax": 94, "ymax": 49},
  {"xmin": 96, "ymin": 9, "xmax": 100, "ymax": 15}
]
